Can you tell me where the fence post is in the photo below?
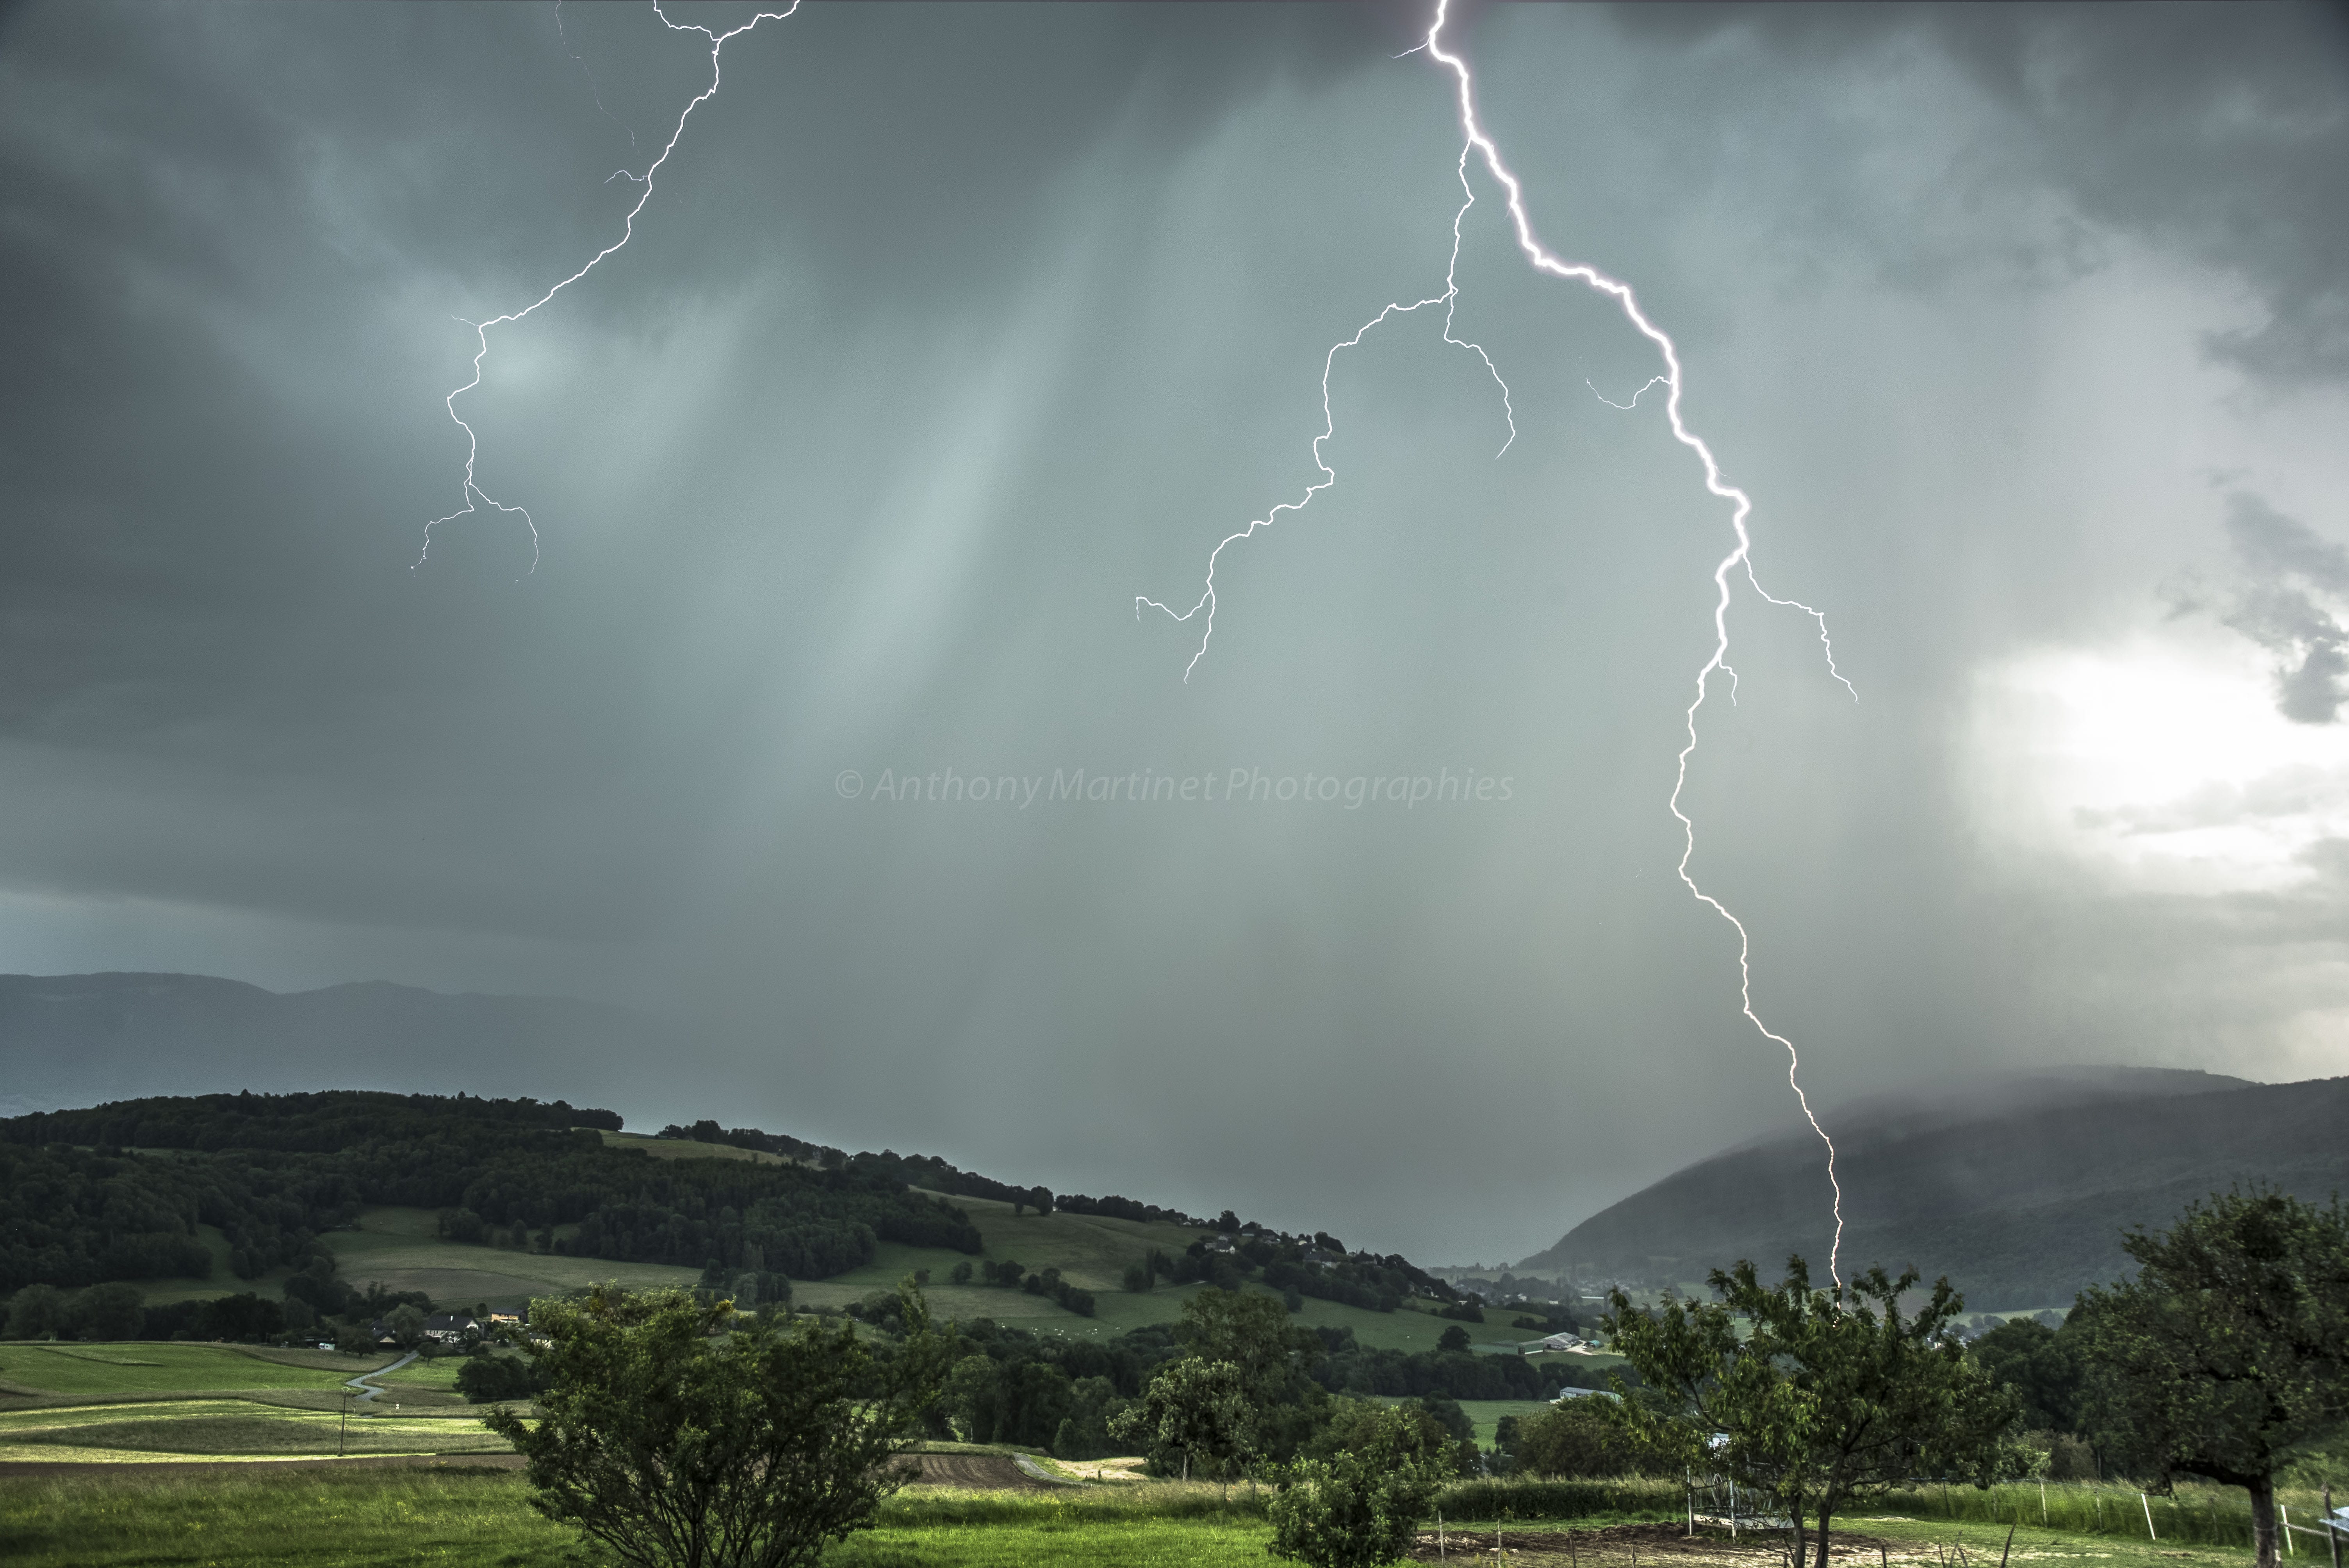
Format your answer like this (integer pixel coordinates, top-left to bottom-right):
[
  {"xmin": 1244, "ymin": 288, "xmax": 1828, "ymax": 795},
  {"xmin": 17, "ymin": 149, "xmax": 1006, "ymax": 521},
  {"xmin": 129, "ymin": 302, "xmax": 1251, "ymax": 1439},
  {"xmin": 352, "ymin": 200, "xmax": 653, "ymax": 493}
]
[
  {"xmin": 2142, "ymin": 1493, "xmax": 2157, "ymax": 1541},
  {"xmin": 2326, "ymin": 1486, "xmax": 2342, "ymax": 1568},
  {"xmin": 2284, "ymin": 1503, "xmax": 2293, "ymax": 1557}
]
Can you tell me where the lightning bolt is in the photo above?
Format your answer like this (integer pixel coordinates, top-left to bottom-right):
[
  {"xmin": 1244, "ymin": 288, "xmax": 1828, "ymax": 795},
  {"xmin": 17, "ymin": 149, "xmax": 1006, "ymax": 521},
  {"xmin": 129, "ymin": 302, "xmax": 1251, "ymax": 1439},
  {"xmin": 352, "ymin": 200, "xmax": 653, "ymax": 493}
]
[
  {"xmin": 1132, "ymin": 136, "xmax": 1514, "ymax": 681},
  {"xmin": 419, "ymin": 0, "xmax": 798, "ymax": 572},
  {"xmin": 1141, "ymin": 0, "xmax": 1858, "ymax": 1278}
]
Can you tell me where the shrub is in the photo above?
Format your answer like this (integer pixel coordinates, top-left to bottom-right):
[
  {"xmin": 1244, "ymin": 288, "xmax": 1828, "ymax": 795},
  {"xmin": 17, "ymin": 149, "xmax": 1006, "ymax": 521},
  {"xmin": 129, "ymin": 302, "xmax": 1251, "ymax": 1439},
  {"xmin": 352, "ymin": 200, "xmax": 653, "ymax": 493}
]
[
  {"xmin": 1269, "ymin": 1404, "xmax": 1453, "ymax": 1568},
  {"xmin": 487, "ymin": 1282, "xmax": 948, "ymax": 1568}
]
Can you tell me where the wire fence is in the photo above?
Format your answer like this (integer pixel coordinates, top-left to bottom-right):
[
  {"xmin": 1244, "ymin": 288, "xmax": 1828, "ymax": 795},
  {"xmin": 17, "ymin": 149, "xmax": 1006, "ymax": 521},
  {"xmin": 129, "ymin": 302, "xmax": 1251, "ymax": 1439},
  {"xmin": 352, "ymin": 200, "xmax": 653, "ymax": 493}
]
[{"xmin": 1883, "ymin": 1479, "xmax": 2345, "ymax": 1552}]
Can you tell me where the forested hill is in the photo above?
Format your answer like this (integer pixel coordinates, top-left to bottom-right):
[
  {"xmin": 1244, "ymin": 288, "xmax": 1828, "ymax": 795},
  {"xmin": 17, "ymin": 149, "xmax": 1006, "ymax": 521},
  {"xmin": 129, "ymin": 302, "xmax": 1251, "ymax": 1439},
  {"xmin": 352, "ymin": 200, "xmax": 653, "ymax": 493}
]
[
  {"xmin": 0, "ymin": 1090, "xmax": 981, "ymax": 1295},
  {"xmin": 1523, "ymin": 1069, "xmax": 2349, "ymax": 1306}
]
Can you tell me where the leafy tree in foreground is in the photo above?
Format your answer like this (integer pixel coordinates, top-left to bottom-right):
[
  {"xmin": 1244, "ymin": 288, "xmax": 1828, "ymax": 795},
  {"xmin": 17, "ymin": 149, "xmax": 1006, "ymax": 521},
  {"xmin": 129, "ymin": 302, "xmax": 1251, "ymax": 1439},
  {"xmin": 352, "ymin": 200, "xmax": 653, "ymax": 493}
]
[
  {"xmin": 485, "ymin": 1281, "xmax": 948, "ymax": 1568},
  {"xmin": 2076, "ymin": 1187, "xmax": 2349, "ymax": 1568},
  {"xmin": 1606, "ymin": 1258, "xmax": 2029, "ymax": 1568},
  {"xmin": 1110, "ymin": 1355, "xmax": 1255, "ymax": 1491},
  {"xmin": 1268, "ymin": 1402, "xmax": 1455, "ymax": 1568}
]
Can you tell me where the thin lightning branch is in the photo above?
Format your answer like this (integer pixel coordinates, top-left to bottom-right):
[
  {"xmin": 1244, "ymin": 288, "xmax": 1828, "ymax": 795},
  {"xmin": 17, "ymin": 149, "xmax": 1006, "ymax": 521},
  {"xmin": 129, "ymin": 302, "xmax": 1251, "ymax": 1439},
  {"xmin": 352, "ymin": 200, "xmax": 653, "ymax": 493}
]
[
  {"xmin": 419, "ymin": 0, "xmax": 798, "ymax": 572},
  {"xmin": 1135, "ymin": 121, "xmax": 1514, "ymax": 681},
  {"xmin": 557, "ymin": 0, "xmax": 639, "ymax": 154},
  {"xmin": 1419, "ymin": 0, "xmax": 1856, "ymax": 1281},
  {"xmin": 1588, "ymin": 375, "xmax": 1667, "ymax": 411}
]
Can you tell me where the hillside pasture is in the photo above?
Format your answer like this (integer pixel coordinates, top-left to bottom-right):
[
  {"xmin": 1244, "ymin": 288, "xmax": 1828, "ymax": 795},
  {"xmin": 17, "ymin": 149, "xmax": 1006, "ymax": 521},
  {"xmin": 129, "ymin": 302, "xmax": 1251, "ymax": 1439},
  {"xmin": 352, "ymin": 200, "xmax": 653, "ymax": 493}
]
[
  {"xmin": 0, "ymin": 1398, "xmax": 508, "ymax": 1462},
  {"xmin": 316, "ymin": 1206, "xmax": 703, "ymax": 1311},
  {"xmin": 0, "ymin": 1344, "xmax": 379, "ymax": 1400},
  {"xmin": 596, "ymin": 1130, "xmax": 788, "ymax": 1165}
]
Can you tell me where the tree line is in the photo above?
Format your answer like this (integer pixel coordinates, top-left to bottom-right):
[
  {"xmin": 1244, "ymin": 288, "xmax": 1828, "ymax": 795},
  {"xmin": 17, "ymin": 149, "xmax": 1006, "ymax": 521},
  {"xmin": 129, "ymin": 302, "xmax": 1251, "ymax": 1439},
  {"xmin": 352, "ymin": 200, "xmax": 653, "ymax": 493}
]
[{"xmin": 0, "ymin": 1092, "xmax": 982, "ymax": 1294}]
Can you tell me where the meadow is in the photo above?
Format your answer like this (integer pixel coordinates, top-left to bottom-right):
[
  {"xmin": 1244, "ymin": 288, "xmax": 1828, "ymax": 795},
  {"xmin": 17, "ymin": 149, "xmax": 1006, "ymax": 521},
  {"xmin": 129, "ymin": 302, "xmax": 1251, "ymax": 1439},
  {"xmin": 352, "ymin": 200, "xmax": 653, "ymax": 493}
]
[
  {"xmin": 2, "ymin": 1467, "xmax": 2324, "ymax": 1568},
  {"xmin": 0, "ymin": 1342, "xmax": 381, "ymax": 1400},
  {"xmin": 0, "ymin": 1338, "xmax": 509, "ymax": 1466},
  {"xmin": 120, "ymin": 1133, "xmax": 1559, "ymax": 1365}
]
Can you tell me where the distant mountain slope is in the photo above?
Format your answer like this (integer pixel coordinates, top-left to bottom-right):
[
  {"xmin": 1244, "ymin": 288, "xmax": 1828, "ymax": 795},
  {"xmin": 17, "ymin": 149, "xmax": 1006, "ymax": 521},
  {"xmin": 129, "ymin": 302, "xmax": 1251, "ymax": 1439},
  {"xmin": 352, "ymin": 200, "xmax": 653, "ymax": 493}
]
[
  {"xmin": 1522, "ymin": 1069, "xmax": 2349, "ymax": 1306},
  {"xmin": 0, "ymin": 972, "xmax": 654, "ymax": 1114}
]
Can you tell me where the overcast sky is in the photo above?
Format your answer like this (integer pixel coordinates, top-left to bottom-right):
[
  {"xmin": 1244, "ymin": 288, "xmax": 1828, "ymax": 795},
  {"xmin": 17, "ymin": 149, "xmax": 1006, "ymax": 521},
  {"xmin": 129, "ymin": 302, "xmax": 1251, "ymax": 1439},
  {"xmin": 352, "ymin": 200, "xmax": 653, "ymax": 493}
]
[{"xmin": 2, "ymin": 1, "xmax": 2345, "ymax": 1266}]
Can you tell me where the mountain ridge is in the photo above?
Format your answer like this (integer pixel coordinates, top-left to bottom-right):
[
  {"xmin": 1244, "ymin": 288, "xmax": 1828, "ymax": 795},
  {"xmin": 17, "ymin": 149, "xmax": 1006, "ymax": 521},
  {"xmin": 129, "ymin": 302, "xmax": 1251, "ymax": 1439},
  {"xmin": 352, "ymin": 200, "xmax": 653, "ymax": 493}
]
[
  {"xmin": 1522, "ymin": 1069, "xmax": 2347, "ymax": 1306},
  {"xmin": 0, "ymin": 971, "xmax": 654, "ymax": 1117}
]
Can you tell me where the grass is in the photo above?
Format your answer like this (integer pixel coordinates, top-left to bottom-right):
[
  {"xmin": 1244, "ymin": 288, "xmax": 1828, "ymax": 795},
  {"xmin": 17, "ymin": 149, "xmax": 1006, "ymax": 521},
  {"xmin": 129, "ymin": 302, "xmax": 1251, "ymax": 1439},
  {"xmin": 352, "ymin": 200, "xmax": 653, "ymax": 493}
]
[
  {"xmin": 597, "ymin": 1130, "xmax": 788, "ymax": 1165},
  {"xmin": 10, "ymin": 1462, "xmax": 2334, "ymax": 1568},
  {"xmin": 1451, "ymin": 1398, "xmax": 1562, "ymax": 1445},
  {"xmin": 118, "ymin": 1190, "xmax": 1486, "ymax": 1363},
  {"xmin": 0, "ymin": 1399, "xmax": 509, "ymax": 1460},
  {"xmin": 1883, "ymin": 1477, "xmax": 2348, "ymax": 1552},
  {"xmin": 0, "ymin": 1343, "xmax": 375, "ymax": 1399},
  {"xmin": 319, "ymin": 1206, "xmax": 704, "ymax": 1312},
  {"xmin": 0, "ymin": 1468, "xmax": 567, "ymax": 1565},
  {"xmin": 131, "ymin": 1226, "xmax": 267, "ymax": 1306},
  {"xmin": 0, "ymin": 1466, "xmax": 1293, "ymax": 1567}
]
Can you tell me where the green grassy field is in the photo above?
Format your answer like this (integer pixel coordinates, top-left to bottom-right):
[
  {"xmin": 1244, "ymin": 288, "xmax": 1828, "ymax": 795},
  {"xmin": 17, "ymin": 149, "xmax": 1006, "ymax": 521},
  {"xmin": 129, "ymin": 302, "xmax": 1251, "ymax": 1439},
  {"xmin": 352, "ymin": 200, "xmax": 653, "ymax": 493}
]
[
  {"xmin": 1451, "ymin": 1398, "xmax": 1559, "ymax": 1445},
  {"xmin": 597, "ymin": 1129, "xmax": 789, "ymax": 1165},
  {"xmin": 0, "ymin": 1399, "xmax": 508, "ymax": 1463},
  {"xmin": 7, "ymin": 1465, "xmax": 2315, "ymax": 1568},
  {"xmin": 0, "ymin": 1468, "xmax": 1291, "ymax": 1567},
  {"xmin": 0, "ymin": 1343, "xmax": 383, "ymax": 1400},
  {"xmin": 119, "ymin": 1176, "xmax": 1500, "ymax": 1361},
  {"xmin": 317, "ymin": 1206, "xmax": 705, "ymax": 1313},
  {"xmin": 0, "ymin": 1340, "xmax": 506, "ymax": 1460}
]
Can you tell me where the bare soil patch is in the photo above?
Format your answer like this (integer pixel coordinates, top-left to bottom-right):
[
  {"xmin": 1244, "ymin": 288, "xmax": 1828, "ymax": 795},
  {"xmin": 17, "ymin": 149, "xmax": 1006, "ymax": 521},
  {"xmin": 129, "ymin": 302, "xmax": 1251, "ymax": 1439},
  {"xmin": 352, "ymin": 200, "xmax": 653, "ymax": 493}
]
[{"xmin": 898, "ymin": 1452, "xmax": 1057, "ymax": 1491}]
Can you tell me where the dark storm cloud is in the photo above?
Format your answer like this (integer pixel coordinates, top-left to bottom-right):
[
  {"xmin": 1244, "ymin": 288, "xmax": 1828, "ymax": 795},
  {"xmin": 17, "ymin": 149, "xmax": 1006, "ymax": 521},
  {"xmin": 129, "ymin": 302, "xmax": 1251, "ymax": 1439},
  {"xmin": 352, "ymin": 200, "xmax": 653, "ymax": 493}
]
[
  {"xmin": 0, "ymin": 0, "xmax": 1411, "ymax": 927},
  {"xmin": 1, "ymin": 1, "xmax": 2344, "ymax": 1263},
  {"xmin": 2220, "ymin": 494, "xmax": 2349, "ymax": 723},
  {"xmin": 1613, "ymin": 2, "xmax": 2349, "ymax": 382}
]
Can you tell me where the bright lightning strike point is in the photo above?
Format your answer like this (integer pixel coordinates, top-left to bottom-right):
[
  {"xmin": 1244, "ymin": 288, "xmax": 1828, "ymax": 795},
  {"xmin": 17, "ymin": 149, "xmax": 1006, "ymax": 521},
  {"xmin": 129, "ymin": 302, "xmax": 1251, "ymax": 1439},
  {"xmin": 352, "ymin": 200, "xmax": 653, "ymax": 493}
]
[
  {"xmin": 1142, "ymin": 0, "xmax": 1861, "ymax": 1281},
  {"xmin": 419, "ymin": 0, "xmax": 798, "ymax": 574}
]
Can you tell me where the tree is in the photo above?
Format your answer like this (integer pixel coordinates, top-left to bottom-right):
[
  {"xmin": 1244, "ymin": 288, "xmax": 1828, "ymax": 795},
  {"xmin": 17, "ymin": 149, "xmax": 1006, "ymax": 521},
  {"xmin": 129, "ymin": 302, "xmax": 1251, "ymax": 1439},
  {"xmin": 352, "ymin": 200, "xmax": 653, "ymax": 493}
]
[
  {"xmin": 1606, "ymin": 1258, "xmax": 2030, "ymax": 1568},
  {"xmin": 941, "ymin": 1354, "xmax": 1000, "ymax": 1443},
  {"xmin": 485, "ymin": 1281, "xmax": 949, "ymax": 1568},
  {"xmin": 2075, "ymin": 1187, "xmax": 2349, "ymax": 1568},
  {"xmin": 5, "ymin": 1283, "xmax": 68, "ymax": 1339},
  {"xmin": 1178, "ymin": 1288, "xmax": 1317, "ymax": 1406},
  {"xmin": 457, "ymin": 1351, "xmax": 549, "ymax": 1404},
  {"xmin": 64, "ymin": 1282, "xmax": 146, "ymax": 1341},
  {"xmin": 1052, "ymin": 1375, "xmax": 1126, "ymax": 1460},
  {"xmin": 1110, "ymin": 1356, "xmax": 1255, "ymax": 1492},
  {"xmin": 1510, "ymin": 1396, "xmax": 1664, "ymax": 1478},
  {"xmin": 385, "ymin": 1303, "xmax": 427, "ymax": 1349},
  {"xmin": 1969, "ymin": 1317, "xmax": 2086, "ymax": 1435},
  {"xmin": 1269, "ymin": 1403, "xmax": 1455, "ymax": 1568},
  {"xmin": 1177, "ymin": 1286, "xmax": 1326, "ymax": 1458},
  {"xmin": 1436, "ymin": 1325, "xmax": 1471, "ymax": 1354}
]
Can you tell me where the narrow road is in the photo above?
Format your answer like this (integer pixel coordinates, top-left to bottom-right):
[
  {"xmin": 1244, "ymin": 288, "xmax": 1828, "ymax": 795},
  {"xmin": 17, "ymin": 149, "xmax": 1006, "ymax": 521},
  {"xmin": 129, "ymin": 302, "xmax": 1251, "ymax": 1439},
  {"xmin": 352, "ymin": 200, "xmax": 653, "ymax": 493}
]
[{"xmin": 344, "ymin": 1349, "xmax": 417, "ymax": 1408}]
